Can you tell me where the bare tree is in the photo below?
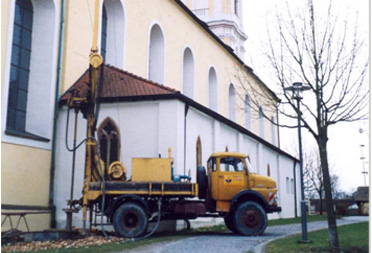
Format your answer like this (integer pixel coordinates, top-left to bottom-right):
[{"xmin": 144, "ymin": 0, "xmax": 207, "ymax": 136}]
[
  {"xmin": 236, "ymin": 0, "xmax": 368, "ymax": 249},
  {"xmin": 303, "ymin": 150, "xmax": 339, "ymax": 214}
]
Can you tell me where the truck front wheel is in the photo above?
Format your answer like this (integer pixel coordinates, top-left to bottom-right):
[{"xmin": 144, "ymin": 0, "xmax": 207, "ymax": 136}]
[
  {"xmin": 233, "ymin": 201, "xmax": 267, "ymax": 236},
  {"xmin": 113, "ymin": 202, "xmax": 148, "ymax": 238}
]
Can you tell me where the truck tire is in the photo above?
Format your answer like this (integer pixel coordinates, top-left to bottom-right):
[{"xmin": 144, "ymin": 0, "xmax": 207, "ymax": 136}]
[
  {"xmin": 113, "ymin": 202, "xmax": 148, "ymax": 238},
  {"xmin": 233, "ymin": 201, "xmax": 267, "ymax": 236},
  {"xmin": 224, "ymin": 213, "xmax": 238, "ymax": 233},
  {"xmin": 197, "ymin": 166, "xmax": 208, "ymax": 199}
]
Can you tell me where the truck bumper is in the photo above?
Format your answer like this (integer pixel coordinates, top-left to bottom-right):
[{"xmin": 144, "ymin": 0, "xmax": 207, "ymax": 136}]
[{"xmin": 266, "ymin": 205, "xmax": 282, "ymax": 213}]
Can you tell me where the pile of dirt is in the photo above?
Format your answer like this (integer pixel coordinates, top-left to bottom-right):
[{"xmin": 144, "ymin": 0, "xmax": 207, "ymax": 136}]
[{"xmin": 2, "ymin": 235, "xmax": 127, "ymax": 252}]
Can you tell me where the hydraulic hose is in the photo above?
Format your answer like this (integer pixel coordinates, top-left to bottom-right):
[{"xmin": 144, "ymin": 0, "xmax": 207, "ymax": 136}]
[
  {"xmin": 65, "ymin": 107, "xmax": 89, "ymax": 152},
  {"xmin": 134, "ymin": 198, "xmax": 162, "ymax": 241}
]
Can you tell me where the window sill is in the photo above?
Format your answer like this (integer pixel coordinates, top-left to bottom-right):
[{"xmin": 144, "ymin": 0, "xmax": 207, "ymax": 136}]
[{"xmin": 5, "ymin": 129, "xmax": 50, "ymax": 143}]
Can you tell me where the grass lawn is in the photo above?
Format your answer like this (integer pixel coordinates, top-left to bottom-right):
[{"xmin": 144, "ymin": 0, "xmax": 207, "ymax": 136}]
[
  {"xmin": 265, "ymin": 221, "xmax": 369, "ymax": 253},
  {"xmin": 268, "ymin": 215, "xmax": 342, "ymax": 226}
]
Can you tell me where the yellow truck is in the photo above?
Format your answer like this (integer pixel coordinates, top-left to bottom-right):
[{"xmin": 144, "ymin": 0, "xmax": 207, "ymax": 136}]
[{"xmin": 84, "ymin": 151, "xmax": 281, "ymax": 238}]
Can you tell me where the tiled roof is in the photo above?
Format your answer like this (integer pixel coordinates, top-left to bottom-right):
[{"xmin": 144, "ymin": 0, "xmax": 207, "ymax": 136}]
[
  {"xmin": 355, "ymin": 187, "xmax": 369, "ymax": 202},
  {"xmin": 60, "ymin": 65, "xmax": 179, "ymax": 101}
]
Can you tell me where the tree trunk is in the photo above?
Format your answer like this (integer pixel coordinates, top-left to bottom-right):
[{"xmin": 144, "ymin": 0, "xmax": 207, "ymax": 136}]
[
  {"xmin": 318, "ymin": 138, "xmax": 339, "ymax": 248},
  {"xmin": 319, "ymin": 197, "xmax": 323, "ymax": 215}
]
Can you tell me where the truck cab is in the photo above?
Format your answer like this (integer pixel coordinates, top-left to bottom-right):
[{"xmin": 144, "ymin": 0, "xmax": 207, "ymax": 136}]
[{"xmin": 198, "ymin": 152, "xmax": 281, "ymax": 235}]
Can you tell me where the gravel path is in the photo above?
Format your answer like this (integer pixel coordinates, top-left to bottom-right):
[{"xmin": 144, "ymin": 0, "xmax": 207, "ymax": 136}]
[{"xmin": 122, "ymin": 216, "xmax": 368, "ymax": 253}]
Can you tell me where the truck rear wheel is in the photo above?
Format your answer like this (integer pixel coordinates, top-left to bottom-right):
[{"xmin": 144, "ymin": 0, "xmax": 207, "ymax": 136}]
[
  {"xmin": 113, "ymin": 202, "xmax": 148, "ymax": 238},
  {"xmin": 224, "ymin": 213, "xmax": 237, "ymax": 233},
  {"xmin": 233, "ymin": 201, "xmax": 267, "ymax": 236},
  {"xmin": 197, "ymin": 166, "xmax": 208, "ymax": 199}
]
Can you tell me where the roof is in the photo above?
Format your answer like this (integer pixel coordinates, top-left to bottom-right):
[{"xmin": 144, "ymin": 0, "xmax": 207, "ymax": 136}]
[
  {"xmin": 60, "ymin": 65, "xmax": 298, "ymax": 163},
  {"xmin": 355, "ymin": 187, "xmax": 369, "ymax": 202},
  {"xmin": 60, "ymin": 65, "xmax": 179, "ymax": 102}
]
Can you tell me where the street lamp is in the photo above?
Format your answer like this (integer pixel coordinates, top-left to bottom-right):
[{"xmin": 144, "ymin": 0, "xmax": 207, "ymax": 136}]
[{"xmin": 284, "ymin": 82, "xmax": 311, "ymax": 243}]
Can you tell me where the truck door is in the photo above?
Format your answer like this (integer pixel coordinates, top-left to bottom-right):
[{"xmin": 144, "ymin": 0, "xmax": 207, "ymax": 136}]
[
  {"xmin": 217, "ymin": 157, "xmax": 248, "ymax": 200},
  {"xmin": 208, "ymin": 157, "xmax": 219, "ymax": 200}
]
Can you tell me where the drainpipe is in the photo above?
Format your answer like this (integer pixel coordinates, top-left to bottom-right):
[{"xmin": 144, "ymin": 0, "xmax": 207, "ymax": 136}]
[
  {"xmin": 49, "ymin": 0, "xmax": 66, "ymax": 228},
  {"xmin": 293, "ymin": 160, "xmax": 298, "ymax": 217}
]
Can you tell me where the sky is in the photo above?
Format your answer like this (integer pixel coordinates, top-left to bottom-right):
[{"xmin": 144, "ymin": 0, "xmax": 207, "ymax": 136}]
[{"xmin": 242, "ymin": 0, "xmax": 370, "ymax": 192}]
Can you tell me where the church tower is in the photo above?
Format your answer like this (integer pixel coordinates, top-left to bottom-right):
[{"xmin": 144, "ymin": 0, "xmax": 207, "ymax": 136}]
[{"xmin": 184, "ymin": 0, "xmax": 247, "ymax": 59}]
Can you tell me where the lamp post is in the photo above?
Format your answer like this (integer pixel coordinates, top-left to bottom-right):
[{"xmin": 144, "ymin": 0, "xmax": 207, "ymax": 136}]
[{"xmin": 284, "ymin": 82, "xmax": 310, "ymax": 242}]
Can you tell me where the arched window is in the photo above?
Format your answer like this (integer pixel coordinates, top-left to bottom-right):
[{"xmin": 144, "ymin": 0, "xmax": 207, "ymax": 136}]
[
  {"xmin": 196, "ymin": 136, "xmax": 202, "ymax": 167},
  {"xmin": 6, "ymin": 0, "xmax": 33, "ymax": 132},
  {"xmin": 271, "ymin": 116, "xmax": 277, "ymax": 145},
  {"xmin": 101, "ymin": 5, "xmax": 107, "ymax": 61},
  {"xmin": 259, "ymin": 106, "xmax": 264, "ymax": 138},
  {"xmin": 234, "ymin": 0, "xmax": 239, "ymax": 16},
  {"xmin": 208, "ymin": 67, "xmax": 218, "ymax": 111},
  {"xmin": 229, "ymin": 84, "xmax": 236, "ymax": 121},
  {"xmin": 182, "ymin": 48, "xmax": 194, "ymax": 98},
  {"xmin": 245, "ymin": 95, "xmax": 251, "ymax": 130},
  {"xmin": 98, "ymin": 118, "xmax": 121, "ymax": 170},
  {"xmin": 101, "ymin": 0, "xmax": 125, "ymax": 68},
  {"xmin": 5, "ymin": 0, "xmax": 56, "ymax": 140},
  {"xmin": 148, "ymin": 24, "xmax": 165, "ymax": 84}
]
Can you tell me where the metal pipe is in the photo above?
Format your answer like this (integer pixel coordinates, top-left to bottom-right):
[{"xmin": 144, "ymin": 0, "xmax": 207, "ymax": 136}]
[
  {"xmin": 297, "ymin": 98, "xmax": 308, "ymax": 241},
  {"xmin": 69, "ymin": 109, "xmax": 79, "ymax": 208},
  {"xmin": 49, "ymin": 0, "xmax": 66, "ymax": 228}
]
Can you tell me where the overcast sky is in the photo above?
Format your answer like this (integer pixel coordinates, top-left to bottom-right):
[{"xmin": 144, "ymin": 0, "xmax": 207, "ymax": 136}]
[{"xmin": 242, "ymin": 0, "xmax": 369, "ymax": 192}]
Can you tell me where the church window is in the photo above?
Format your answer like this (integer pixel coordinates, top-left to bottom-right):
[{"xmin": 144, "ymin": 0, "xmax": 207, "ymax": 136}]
[
  {"xmin": 98, "ymin": 118, "xmax": 120, "ymax": 170},
  {"xmin": 259, "ymin": 106, "xmax": 265, "ymax": 138},
  {"xmin": 101, "ymin": 5, "xmax": 107, "ymax": 61},
  {"xmin": 234, "ymin": 0, "xmax": 239, "ymax": 16},
  {"xmin": 5, "ymin": 0, "xmax": 56, "ymax": 142},
  {"xmin": 196, "ymin": 136, "xmax": 202, "ymax": 167},
  {"xmin": 245, "ymin": 95, "xmax": 251, "ymax": 130},
  {"xmin": 101, "ymin": 0, "xmax": 125, "ymax": 68},
  {"xmin": 208, "ymin": 67, "xmax": 218, "ymax": 111},
  {"xmin": 271, "ymin": 116, "xmax": 277, "ymax": 145},
  {"xmin": 229, "ymin": 84, "xmax": 236, "ymax": 121},
  {"xmin": 148, "ymin": 24, "xmax": 165, "ymax": 84},
  {"xmin": 7, "ymin": 0, "xmax": 33, "ymax": 132},
  {"xmin": 182, "ymin": 48, "xmax": 194, "ymax": 98}
]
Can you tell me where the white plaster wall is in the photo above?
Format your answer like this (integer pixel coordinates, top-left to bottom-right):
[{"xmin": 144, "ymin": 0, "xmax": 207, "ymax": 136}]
[
  {"xmin": 219, "ymin": 124, "xmax": 238, "ymax": 152},
  {"xmin": 55, "ymin": 106, "xmax": 88, "ymax": 228},
  {"xmin": 277, "ymin": 156, "xmax": 297, "ymax": 218},
  {"xmin": 185, "ymin": 107, "xmax": 214, "ymax": 182}
]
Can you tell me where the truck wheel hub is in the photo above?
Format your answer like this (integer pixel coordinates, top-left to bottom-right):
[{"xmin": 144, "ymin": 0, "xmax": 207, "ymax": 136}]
[
  {"xmin": 123, "ymin": 212, "xmax": 139, "ymax": 229},
  {"xmin": 242, "ymin": 210, "xmax": 260, "ymax": 228}
]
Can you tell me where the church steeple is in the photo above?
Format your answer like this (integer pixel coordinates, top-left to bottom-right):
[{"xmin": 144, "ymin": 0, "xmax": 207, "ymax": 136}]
[{"xmin": 184, "ymin": 0, "xmax": 247, "ymax": 59}]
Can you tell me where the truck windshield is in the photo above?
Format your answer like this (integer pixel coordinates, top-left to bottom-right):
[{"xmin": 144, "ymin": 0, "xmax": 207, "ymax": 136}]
[
  {"xmin": 245, "ymin": 157, "xmax": 254, "ymax": 173},
  {"xmin": 220, "ymin": 157, "xmax": 245, "ymax": 172}
]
